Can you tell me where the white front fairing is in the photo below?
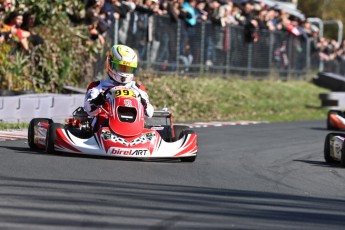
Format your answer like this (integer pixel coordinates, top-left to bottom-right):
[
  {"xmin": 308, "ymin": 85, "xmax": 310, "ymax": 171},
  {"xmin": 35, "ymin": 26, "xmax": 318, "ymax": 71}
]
[
  {"xmin": 53, "ymin": 127, "xmax": 197, "ymax": 159},
  {"xmin": 55, "ymin": 129, "xmax": 104, "ymax": 154},
  {"xmin": 152, "ymin": 134, "xmax": 198, "ymax": 157}
]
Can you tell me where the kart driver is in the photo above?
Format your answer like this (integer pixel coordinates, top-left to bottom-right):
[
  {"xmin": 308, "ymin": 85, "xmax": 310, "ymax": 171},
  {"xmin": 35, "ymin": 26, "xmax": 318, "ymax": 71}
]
[{"xmin": 84, "ymin": 44, "xmax": 154, "ymax": 131}]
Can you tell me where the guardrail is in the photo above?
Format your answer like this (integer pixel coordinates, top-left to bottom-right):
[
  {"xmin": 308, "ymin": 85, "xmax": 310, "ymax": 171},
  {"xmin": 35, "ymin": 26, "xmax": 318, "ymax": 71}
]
[{"xmin": 0, "ymin": 94, "xmax": 85, "ymax": 123}]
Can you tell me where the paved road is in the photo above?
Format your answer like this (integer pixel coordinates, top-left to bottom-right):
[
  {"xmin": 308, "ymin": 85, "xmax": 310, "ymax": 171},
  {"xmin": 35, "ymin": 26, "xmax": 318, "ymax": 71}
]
[{"xmin": 0, "ymin": 120, "xmax": 345, "ymax": 229}]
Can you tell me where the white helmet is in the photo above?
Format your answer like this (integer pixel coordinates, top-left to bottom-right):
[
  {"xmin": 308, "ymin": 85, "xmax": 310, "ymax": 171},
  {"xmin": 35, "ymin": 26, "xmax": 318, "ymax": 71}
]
[{"xmin": 106, "ymin": 44, "xmax": 138, "ymax": 84}]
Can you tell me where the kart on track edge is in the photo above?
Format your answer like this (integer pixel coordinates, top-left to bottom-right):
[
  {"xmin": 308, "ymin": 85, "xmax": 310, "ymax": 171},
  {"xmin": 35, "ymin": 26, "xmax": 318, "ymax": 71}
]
[{"xmin": 28, "ymin": 86, "xmax": 198, "ymax": 162}]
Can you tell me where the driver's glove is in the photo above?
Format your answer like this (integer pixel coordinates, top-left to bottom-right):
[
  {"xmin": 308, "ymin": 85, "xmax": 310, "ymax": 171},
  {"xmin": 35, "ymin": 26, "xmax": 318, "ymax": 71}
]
[{"xmin": 90, "ymin": 92, "xmax": 106, "ymax": 106}]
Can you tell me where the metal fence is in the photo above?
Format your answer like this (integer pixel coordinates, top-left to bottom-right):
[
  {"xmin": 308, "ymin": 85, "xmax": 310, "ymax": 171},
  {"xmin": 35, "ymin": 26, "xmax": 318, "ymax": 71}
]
[{"xmin": 96, "ymin": 13, "xmax": 313, "ymax": 79}]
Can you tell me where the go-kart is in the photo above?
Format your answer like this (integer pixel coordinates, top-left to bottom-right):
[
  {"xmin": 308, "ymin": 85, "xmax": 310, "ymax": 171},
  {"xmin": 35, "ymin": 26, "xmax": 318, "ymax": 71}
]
[
  {"xmin": 324, "ymin": 132, "xmax": 345, "ymax": 167},
  {"xmin": 27, "ymin": 86, "xmax": 198, "ymax": 162},
  {"xmin": 326, "ymin": 110, "xmax": 345, "ymax": 130}
]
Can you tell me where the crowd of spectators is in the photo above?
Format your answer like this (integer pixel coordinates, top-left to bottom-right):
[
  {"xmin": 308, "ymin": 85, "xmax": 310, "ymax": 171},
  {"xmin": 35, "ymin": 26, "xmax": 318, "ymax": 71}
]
[
  {"xmin": 1, "ymin": 0, "xmax": 345, "ymax": 74},
  {"xmin": 69, "ymin": 0, "xmax": 345, "ymax": 73}
]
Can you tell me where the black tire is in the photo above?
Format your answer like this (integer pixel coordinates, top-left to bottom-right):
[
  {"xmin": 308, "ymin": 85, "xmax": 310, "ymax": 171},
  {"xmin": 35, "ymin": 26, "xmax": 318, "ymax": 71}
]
[
  {"xmin": 324, "ymin": 132, "xmax": 345, "ymax": 163},
  {"xmin": 179, "ymin": 130, "xmax": 197, "ymax": 163},
  {"xmin": 46, "ymin": 123, "xmax": 64, "ymax": 154},
  {"xmin": 180, "ymin": 156, "xmax": 197, "ymax": 162},
  {"xmin": 173, "ymin": 125, "xmax": 190, "ymax": 141},
  {"xmin": 28, "ymin": 118, "xmax": 53, "ymax": 149},
  {"xmin": 327, "ymin": 110, "xmax": 343, "ymax": 130}
]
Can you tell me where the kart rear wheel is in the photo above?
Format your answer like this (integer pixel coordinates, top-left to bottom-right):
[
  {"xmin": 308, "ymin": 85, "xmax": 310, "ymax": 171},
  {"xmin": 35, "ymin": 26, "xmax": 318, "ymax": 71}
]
[
  {"xmin": 179, "ymin": 130, "xmax": 197, "ymax": 163},
  {"xmin": 46, "ymin": 123, "xmax": 64, "ymax": 154},
  {"xmin": 28, "ymin": 118, "xmax": 53, "ymax": 149},
  {"xmin": 327, "ymin": 110, "xmax": 343, "ymax": 130},
  {"xmin": 173, "ymin": 125, "xmax": 190, "ymax": 141}
]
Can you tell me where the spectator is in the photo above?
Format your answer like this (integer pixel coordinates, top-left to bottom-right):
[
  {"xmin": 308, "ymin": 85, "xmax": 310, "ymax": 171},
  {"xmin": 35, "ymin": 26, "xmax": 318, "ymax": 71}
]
[
  {"xmin": 85, "ymin": 0, "xmax": 111, "ymax": 43},
  {"xmin": 207, "ymin": 0, "xmax": 228, "ymax": 67},
  {"xmin": 240, "ymin": 0, "xmax": 259, "ymax": 43},
  {"xmin": 266, "ymin": 6, "xmax": 281, "ymax": 31},
  {"xmin": 4, "ymin": 10, "xmax": 30, "ymax": 51},
  {"xmin": 182, "ymin": 0, "xmax": 196, "ymax": 26},
  {"xmin": 101, "ymin": 0, "xmax": 130, "ymax": 23},
  {"xmin": 3, "ymin": 0, "xmax": 14, "ymax": 12},
  {"xmin": 21, "ymin": 11, "xmax": 44, "ymax": 47},
  {"xmin": 195, "ymin": 0, "xmax": 207, "ymax": 22},
  {"xmin": 85, "ymin": 0, "xmax": 104, "ymax": 10},
  {"xmin": 256, "ymin": 8, "xmax": 268, "ymax": 30},
  {"xmin": 0, "ymin": 1, "xmax": 5, "ymax": 44},
  {"xmin": 88, "ymin": 16, "xmax": 105, "ymax": 45},
  {"xmin": 157, "ymin": 0, "xmax": 192, "ymax": 71}
]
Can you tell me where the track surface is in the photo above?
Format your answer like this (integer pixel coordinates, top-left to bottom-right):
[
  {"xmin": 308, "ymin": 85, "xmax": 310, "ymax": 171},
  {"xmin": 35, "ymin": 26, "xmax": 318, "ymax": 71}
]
[{"xmin": 1, "ymin": 120, "xmax": 345, "ymax": 229}]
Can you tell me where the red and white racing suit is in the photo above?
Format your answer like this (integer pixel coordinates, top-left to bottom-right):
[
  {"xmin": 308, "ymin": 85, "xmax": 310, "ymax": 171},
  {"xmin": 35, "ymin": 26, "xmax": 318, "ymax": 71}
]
[{"xmin": 84, "ymin": 78, "xmax": 154, "ymax": 130}]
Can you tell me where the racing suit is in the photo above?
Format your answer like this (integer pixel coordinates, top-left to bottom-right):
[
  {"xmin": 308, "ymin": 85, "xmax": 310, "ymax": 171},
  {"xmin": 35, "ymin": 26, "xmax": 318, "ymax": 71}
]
[{"xmin": 84, "ymin": 78, "xmax": 154, "ymax": 130}]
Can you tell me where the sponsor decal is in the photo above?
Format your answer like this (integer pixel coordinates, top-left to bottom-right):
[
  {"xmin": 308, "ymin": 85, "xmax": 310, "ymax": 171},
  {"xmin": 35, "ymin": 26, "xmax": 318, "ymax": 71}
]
[
  {"xmin": 101, "ymin": 130, "xmax": 155, "ymax": 146},
  {"xmin": 330, "ymin": 136, "xmax": 343, "ymax": 159},
  {"xmin": 151, "ymin": 126, "xmax": 164, "ymax": 130},
  {"xmin": 37, "ymin": 137, "xmax": 46, "ymax": 146},
  {"xmin": 108, "ymin": 147, "xmax": 149, "ymax": 156},
  {"xmin": 124, "ymin": 99, "xmax": 132, "ymax": 107},
  {"xmin": 333, "ymin": 138, "xmax": 342, "ymax": 158},
  {"xmin": 146, "ymin": 132, "xmax": 154, "ymax": 140},
  {"xmin": 129, "ymin": 132, "xmax": 155, "ymax": 146},
  {"xmin": 102, "ymin": 130, "xmax": 128, "ymax": 145},
  {"xmin": 102, "ymin": 130, "xmax": 112, "ymax": 140}
]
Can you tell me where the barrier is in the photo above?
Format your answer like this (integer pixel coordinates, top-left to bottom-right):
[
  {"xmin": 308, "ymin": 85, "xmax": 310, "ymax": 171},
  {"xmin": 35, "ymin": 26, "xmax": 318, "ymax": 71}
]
[
  {"xmin": 313, "ymin": 72, "xmax": 345, "ymax": 92},
  {"xmin": 0, "ymin": 94, "xmax": 85, "ymax": 123},
  {"xmin": 319, "ymin": 93, "xmax": 345, "ymax": 109}
]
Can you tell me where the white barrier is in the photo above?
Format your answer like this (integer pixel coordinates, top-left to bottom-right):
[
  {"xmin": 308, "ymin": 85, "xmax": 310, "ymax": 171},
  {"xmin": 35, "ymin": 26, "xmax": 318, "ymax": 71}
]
[
  {"xmin": 0, "ymin": 94, "xmax": 85, "ymax": 123},
  {"xmin": 319, "ymin": 93, "xmax": 345, "ymax": 110}
]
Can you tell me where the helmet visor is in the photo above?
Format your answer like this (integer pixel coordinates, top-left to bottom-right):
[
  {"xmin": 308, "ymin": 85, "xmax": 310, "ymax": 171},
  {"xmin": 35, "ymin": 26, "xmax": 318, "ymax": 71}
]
[{"xmin": 111, "ymin": 61, "xmax": 137, "ymax": 74}]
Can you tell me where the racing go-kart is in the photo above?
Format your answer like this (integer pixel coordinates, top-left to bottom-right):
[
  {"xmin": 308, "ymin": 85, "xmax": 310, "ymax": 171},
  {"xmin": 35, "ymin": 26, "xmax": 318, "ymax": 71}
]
[{"xmin": 28, "ymin": 86, "xmax": 198, "ymax": 162}]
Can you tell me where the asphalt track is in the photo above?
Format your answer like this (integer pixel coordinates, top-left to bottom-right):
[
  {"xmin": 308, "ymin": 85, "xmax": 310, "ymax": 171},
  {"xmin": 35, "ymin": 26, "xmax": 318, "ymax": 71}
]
[{"xmin": 0, "ymin": 120, "xmax": 345, "ymax": 230}]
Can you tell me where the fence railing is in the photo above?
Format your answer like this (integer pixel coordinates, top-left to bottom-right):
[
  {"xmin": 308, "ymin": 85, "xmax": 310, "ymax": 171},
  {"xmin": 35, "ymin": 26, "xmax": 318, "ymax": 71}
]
[{"xmin": 96, "ymin": 13, "xmax": 316, "ymax": 79}]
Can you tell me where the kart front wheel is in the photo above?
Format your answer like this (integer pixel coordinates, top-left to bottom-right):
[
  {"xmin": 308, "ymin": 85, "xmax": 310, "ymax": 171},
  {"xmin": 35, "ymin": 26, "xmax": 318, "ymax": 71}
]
[
  {"xmin": 180, "ymin": 156, "xmax": 196, "ymax": 162},
  {"xmin": 180, "ymin": 130, "xmax": 197, "ymax": 163},
  {"xmin": 46, "ymin": 123, "xmax": 64, "ymax": 154},
  {"xmin": 28, "ymin": 118, "xmax": 53, "ymax": 149},
  {"xmin": 173, "ymin": 125, "xmax": 190, "ymax": 141}
]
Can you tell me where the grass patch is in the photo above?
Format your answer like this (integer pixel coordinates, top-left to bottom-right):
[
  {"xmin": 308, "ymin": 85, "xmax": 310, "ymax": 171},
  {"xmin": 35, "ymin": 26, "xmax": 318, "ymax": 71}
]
[
  {"xmin": 0, "ymin": 123, "xmax": 29, "ymax": 130},
  {"xmin": 141, "ymin": 75, "xmax": 329, "ymax": 122}
]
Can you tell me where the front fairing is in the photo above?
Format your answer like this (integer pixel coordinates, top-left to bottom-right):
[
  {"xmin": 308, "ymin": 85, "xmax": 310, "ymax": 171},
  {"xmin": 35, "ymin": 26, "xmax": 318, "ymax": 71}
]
[
  {"xmin": 45, "ymin": 126, "xmax": 197, "ymax": 158},
  {"xmin": 96, "ymin": 127, "xmax": 157, "ymax": 156},
  {"xmin": 107, "ymin": 87, "xmax": 145, "ymax": 137}
]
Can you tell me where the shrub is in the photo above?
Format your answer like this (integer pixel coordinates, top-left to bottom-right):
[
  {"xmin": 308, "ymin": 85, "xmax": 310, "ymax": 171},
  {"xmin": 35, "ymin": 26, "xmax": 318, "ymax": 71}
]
[{"xmin": 0, "ymin": 0, "xmax": 100, "ymax": 93}]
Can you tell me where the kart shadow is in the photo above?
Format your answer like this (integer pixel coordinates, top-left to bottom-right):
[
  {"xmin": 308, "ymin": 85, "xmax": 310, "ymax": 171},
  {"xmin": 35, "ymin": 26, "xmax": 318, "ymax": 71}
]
[
  {"xmin": 0, "ymin": 145, "xmax": 182, "ymax": 163},
  {"xmin": 294, "ymin": 159, "xmax": 344, "ymax": 168},
  {"xmin": 310, "ymin": 127, "xmax": 330, "ymax": 131}
]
